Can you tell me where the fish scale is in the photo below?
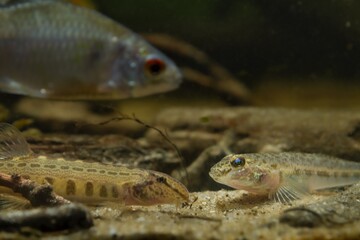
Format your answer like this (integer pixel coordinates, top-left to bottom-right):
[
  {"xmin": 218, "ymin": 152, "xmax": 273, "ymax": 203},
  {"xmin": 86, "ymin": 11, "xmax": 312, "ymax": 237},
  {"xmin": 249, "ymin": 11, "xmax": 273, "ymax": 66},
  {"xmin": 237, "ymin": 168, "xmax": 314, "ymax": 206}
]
[
  {"xmin": 0, "ymin": 156, "xmax": 145, "ymax": 203},
  {"xmin": 247, "ymin": 152, "xmax": 360, "ymax": 176}
]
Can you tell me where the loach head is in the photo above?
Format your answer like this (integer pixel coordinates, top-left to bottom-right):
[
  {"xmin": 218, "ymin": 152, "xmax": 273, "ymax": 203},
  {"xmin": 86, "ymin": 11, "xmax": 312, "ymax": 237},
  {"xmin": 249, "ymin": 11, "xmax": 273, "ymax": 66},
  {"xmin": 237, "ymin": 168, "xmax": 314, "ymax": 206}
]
[
  {"xmin": 123, "ymin": 170, "xmax": 189, "ymax": 206},
  {"xmin": 103, "ymin": 34, "xmax": 182, "ymax": 99},
  {"xmin": 209, "ymin": 154, "xmax": 276, "ymax": 194}
]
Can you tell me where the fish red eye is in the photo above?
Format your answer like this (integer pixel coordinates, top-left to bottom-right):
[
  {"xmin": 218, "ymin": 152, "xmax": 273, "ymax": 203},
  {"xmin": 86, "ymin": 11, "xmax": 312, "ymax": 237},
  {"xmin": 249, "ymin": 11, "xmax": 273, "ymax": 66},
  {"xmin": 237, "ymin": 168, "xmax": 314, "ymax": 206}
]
[{"xmin": 145, "ymin": 58, "xmax": 166, "ymax": 76}]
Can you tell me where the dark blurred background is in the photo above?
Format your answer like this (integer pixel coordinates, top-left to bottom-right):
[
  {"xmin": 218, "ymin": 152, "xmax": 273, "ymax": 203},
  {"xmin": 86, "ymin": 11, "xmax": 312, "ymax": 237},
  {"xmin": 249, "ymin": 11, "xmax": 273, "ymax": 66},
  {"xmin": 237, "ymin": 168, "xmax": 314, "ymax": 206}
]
[
  {"xmin": 91, "ymin": 0, "xmax": 360, "ymax": 108},
  {"xmin": 93, "ymin": 1, "xmax": 360, "ymax": 78}
]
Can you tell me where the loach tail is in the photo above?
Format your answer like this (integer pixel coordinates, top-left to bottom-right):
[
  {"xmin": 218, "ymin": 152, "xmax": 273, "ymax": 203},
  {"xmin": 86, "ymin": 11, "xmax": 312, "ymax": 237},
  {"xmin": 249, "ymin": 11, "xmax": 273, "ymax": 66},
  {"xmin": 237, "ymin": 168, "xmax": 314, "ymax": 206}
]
[{"xmin": 0, "ymin": 123, "xmax": 33, "ymax": 160}]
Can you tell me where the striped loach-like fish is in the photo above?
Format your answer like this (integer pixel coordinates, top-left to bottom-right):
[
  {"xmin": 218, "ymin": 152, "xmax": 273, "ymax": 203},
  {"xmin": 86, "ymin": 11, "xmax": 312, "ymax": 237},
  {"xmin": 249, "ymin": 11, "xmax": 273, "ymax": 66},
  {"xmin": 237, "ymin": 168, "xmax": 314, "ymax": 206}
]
[
  {"xmin": 0, "ymin": 0, "xmax": 181, "ymax": 99},
  {"xmin": 209, "ymin": 152, "xmax": 360, "ymax": 203},
  {"xmin": 0, "ymin": 123, "xmax": 189, "ymax": 208}
]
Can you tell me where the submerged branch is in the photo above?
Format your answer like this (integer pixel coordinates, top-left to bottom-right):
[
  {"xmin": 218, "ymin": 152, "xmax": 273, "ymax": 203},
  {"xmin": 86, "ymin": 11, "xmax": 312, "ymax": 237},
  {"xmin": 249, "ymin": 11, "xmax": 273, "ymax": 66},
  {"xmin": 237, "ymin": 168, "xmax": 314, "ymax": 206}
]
[
  {"xmin": 0, "ymin": 172, "xmax": 70, "ymax": 207},
  {"xmin": 0, "ymin": 172, "xmax": 93, "ymax": 232}
]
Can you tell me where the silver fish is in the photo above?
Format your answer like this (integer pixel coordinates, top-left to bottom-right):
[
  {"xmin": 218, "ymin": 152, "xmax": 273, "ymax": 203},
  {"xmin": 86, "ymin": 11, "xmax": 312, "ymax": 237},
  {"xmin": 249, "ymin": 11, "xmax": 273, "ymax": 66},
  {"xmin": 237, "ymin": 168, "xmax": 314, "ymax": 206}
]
[
  {"xmin": 0, "ymin": 0, "xmax": 181, "ymax": 99},
  {"xmin": 210, "ymin": 152, "xmax": 360, "ymax": 203}
]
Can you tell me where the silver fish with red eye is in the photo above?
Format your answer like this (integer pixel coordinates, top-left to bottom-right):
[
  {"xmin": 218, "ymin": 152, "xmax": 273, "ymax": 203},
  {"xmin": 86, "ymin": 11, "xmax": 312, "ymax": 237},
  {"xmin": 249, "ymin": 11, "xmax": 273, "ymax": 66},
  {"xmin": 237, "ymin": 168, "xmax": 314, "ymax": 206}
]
[{"xmin": 0, "ymin": 0, "xmax": 181, "ymax": 99}]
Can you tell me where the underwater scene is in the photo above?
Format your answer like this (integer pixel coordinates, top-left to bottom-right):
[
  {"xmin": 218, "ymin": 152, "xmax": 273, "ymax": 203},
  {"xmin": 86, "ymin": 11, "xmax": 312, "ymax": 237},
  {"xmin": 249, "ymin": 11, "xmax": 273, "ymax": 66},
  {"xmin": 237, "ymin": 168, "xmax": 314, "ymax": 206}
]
[{"xmin": 0, "ymin": 0, "xmax": 360, "ymax": 239}]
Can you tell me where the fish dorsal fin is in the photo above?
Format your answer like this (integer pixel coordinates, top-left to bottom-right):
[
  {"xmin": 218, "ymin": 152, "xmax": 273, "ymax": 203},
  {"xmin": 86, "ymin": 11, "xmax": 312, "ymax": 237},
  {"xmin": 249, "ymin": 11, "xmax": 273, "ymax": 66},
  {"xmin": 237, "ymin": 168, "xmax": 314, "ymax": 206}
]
[
  {"xmin": 269, "ymin": 175, "xmax": 311, "ymax": 204},
  {"xmin": 0, "ymin": 123, "xmax": 33, "ymax": 160}
]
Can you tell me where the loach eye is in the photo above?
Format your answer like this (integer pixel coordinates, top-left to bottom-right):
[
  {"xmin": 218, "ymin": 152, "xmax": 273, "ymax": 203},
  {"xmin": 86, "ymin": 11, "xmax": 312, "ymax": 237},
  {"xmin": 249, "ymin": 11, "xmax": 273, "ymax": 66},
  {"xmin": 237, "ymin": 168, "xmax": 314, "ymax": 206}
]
[
  {"xmin": 145, "ymin": 58, "xmax": 166, "ymax": 76},
  {"xmin": 156, "ymin": 176, "xmax": 167, "ymax": 183},
  {"xmin": 230, "ymin": 157, "xmax": 246, "ymax": 168}
]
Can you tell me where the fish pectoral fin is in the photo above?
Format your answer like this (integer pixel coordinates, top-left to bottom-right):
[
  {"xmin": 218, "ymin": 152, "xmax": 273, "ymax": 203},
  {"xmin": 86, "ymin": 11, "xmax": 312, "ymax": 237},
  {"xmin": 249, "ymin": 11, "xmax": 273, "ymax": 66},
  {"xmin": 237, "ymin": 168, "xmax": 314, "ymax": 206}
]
[
  {"xmin": 0, "ymin": 123, "xmax": 33, "ymax": 160},
  {"xmin": 269, "ymin": 175, "xmax": 311, "ymax": 204},
  {"xmin": 0, "ymin": 193, "xmax": 31, "ymax": 210}
]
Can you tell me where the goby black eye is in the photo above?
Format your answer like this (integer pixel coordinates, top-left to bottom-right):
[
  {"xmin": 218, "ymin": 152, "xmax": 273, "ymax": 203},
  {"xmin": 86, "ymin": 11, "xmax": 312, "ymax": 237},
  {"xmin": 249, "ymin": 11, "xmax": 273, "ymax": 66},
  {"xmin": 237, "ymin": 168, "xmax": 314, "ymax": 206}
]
[{"xmin": 231, "ymin": 157, "xmax": 246, "ymax": 167}]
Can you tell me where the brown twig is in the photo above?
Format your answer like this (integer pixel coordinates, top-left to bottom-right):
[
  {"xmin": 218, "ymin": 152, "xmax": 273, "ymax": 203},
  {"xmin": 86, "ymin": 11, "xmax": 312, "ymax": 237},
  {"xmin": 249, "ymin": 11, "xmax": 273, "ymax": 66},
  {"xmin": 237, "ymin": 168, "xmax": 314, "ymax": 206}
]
[
  {"xmin": 0, "ymin": 172, "xmax": 70, "ymax": 207},
  {"xmin": 96, "ymin": 113, "xmax": 189, "ymax": 185},
  {"xmin": 73, "ymin": 110, "xmax": 189, "ymax": 184}
]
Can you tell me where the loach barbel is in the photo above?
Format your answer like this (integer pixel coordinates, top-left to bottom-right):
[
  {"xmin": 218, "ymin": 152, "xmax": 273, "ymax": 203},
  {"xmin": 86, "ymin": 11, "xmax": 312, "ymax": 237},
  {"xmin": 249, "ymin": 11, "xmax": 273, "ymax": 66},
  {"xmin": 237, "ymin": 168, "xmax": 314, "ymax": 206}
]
[
  {"xmin": 209, "ymin": 152, "xmax": 360, "ymax": 203},
  {"xmin": 0, "ymin": 123, "xmax": 189, "ymax": 207},
  {"xmin": 0, "ymin": 0, "xmax": 181, "ymax": 99}
]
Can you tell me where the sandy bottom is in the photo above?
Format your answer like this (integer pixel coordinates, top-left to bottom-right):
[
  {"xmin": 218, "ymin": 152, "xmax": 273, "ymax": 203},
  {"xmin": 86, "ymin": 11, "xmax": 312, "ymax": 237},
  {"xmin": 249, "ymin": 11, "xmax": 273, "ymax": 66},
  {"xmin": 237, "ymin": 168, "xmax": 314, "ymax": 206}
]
[{"xmin": 45, "ymin": 190, "xmax": 360, "ymax": 240}]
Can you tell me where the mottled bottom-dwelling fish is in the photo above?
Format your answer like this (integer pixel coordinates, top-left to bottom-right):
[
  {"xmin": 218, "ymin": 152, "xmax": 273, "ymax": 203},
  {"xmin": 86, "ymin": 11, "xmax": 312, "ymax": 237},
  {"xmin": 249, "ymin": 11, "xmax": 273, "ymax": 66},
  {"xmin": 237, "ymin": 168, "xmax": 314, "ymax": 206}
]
[
  {"xmin": 0, "ymin": 123, "xmax": 189, "ymax": 207},
  {"xmin": 209, "ymin": 153, "xmax": 360, "ymax": 203},
  {"xmin": 0, "ymin": 0, "xmax": 181, "ymax": 99}
]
